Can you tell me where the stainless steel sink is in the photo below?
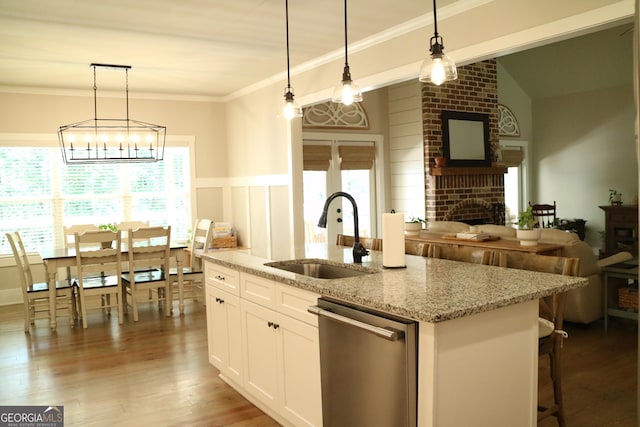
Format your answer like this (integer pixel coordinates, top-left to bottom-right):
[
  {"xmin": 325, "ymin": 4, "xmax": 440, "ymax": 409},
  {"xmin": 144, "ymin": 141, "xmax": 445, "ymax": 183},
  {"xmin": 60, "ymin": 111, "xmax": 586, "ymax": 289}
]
[{"xmin": 265, "ymin": 259, "xmax": 377, "ymax": 279}]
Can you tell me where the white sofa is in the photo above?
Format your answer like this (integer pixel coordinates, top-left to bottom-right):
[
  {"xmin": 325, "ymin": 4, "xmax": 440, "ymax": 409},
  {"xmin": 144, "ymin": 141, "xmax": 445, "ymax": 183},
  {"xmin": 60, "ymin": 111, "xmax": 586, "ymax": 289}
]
[{"xmin": 424, "ymin": 221, "xmax": 632, "ymax": 324}]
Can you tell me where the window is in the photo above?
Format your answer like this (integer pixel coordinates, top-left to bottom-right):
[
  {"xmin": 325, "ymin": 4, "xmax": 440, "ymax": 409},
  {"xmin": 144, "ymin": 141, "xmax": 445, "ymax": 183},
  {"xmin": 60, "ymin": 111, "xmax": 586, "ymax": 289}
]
[{"xmin": 0, "ymin": 141, "xmax": 192, "ymax": 254}]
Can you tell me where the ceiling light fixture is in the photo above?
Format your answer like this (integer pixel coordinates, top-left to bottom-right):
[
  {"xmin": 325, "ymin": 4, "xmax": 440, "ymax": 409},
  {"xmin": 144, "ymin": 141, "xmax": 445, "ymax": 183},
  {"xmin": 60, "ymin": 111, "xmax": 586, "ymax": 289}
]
[
  {"xmin": 283, "ymin": 0, "xmax": 302, "ymax": 120},
  {"xmin": 418, "ymin": 0, "xmax": 457, "ymax": 85},
  {"xmin": 332, "ymin": 0, "xmax": 362, "ymax": 106},
  {"xmin": 58, "ymin": 63, "xmax": 166, "ymax": 164}
]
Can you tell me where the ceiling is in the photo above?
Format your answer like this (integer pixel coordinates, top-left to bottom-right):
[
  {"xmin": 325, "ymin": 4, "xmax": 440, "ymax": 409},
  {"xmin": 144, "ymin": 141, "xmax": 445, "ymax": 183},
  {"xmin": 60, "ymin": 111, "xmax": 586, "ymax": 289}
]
[
  {"xmin": 0, "ymin": 0, "xmax": 445, "ymax": 99},
  {"xmin": 0, "ymin": 0, "xmax": 633, "ymax": 101},
  {"xmin": 498, "ymin": 23, "xmax": 633, "ymax": 100}
]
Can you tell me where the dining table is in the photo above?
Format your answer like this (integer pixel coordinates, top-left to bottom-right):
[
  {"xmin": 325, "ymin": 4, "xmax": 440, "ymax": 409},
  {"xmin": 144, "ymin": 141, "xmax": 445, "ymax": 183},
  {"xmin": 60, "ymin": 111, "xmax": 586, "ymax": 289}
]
[{"xmin": 40, "ymin": 243, "xmax": 187, "ymax": 330}]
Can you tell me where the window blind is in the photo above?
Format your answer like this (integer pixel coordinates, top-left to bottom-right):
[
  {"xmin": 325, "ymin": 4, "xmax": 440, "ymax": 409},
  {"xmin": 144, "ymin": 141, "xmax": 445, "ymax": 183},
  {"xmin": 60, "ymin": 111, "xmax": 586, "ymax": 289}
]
[{"xmin": 0, "ymin": 146, "xmax": 191, "ymax": 254}]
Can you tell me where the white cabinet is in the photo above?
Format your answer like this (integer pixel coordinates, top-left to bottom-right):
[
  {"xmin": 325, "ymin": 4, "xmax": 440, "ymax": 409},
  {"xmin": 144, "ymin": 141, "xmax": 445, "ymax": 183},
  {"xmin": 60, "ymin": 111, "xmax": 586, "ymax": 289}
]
[
  {"xmin": 205, "ymin": 283, "xmax": 243, "ymax": 385},
  {"xmin": 241, "ymin": 299, "xmax": 322, "ymax": 427},
  {"xmin": 204, "ymin": 262, "xmax": 242, "ymax": 384},
  {"xmin": 205, "ymin": 261, "xmax": 322, "ymax": 427}
]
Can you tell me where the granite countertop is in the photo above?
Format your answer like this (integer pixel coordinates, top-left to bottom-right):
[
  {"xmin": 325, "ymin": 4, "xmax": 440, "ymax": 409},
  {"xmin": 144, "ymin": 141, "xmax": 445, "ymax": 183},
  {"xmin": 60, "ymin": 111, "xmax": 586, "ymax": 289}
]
[{"xmin": 201, "ymin": 244, "xmax": 588, "ymax": 323}]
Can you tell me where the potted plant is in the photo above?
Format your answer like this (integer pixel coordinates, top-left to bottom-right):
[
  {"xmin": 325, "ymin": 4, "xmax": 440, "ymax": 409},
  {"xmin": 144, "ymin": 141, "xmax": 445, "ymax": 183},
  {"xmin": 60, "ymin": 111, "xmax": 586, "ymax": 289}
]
[
  {"xmin": 516, "ymin": 207, "xmax": 541, "ymax": 246},
  {"xmin": 434, "ymin": 148, "xmax": 447, "ymax": 168},
  {"xmin": 98, "ymin": 223, "xmax": 118, "ymax": 248},
  {"xmin": 404, "ymin": 217, "xmax": 426, "ymax": 236},
  {"xmin": 609, "ymin": 189, "xmax": 622, "ymax": 205}
]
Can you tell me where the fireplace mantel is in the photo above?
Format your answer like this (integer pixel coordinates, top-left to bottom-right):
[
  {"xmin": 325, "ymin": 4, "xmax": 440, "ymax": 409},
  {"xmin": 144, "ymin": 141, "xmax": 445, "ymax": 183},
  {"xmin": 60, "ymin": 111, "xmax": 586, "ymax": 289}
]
[{"xmin": 429, "ymin": 165, "xmax": 507, "ymax": 176}]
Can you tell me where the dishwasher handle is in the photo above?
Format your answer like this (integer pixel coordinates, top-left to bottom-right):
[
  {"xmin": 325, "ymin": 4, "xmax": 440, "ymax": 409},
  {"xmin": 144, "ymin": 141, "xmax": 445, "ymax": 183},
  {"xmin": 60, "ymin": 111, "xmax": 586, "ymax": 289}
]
[{"xmin": 308, "ymin": 305, "xmax": 403, "ymax": 341}]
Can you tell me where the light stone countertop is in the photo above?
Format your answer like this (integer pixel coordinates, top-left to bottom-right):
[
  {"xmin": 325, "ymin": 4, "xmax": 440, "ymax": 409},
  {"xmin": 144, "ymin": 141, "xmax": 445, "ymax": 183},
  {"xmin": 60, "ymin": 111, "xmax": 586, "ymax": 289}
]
[{"xmin": 201, "ymin": 244, "xmax": 588, "ymax": 323}]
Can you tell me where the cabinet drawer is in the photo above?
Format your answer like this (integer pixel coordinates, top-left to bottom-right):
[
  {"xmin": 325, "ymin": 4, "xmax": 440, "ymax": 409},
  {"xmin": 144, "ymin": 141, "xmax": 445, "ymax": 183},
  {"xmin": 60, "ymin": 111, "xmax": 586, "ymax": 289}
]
[
  {"xmin": 241, "ymin": 273, "xmax": 277, "ymax": 308},
  {"xmin": 205, "ymin": 262, "xmax": 240, "ymax": 295},
  {"xmin": 276, "ymin": 284, "xmax": 319, "ymax": 326}
]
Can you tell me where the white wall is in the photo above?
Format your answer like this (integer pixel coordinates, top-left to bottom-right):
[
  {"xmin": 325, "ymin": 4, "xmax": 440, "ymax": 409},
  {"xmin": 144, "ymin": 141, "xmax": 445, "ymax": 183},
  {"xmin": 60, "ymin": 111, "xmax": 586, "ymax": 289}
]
[
  {"xmin": 387, "ymin": 80, "xmax": 425, "ymax": 220},
  {"xmin": 533, "ymin": 85, "xmax": 637, "ymax": 248}
]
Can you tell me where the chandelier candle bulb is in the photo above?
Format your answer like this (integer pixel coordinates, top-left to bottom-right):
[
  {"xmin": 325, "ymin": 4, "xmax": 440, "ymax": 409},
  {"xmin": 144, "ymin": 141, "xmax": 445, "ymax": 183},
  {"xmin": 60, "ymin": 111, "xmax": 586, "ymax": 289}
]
[{"xmin": 382, "ymin": 212, "xmax": 406, "ymax": 268}]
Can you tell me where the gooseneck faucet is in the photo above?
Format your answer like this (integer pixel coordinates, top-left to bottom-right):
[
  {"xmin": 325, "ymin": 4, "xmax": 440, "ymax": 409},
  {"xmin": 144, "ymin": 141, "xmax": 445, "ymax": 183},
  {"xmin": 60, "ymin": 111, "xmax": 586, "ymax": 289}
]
[{"xmin": 317, "ymin": 191, "xmax": 369, "ymax": 264}]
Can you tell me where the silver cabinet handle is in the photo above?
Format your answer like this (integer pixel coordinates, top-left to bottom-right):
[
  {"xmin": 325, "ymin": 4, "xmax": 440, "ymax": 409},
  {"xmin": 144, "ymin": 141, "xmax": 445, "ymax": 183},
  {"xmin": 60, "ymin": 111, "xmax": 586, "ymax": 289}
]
[{"xmin": 307, "ymin": 305, "xmax": 401, "ymax": 341}]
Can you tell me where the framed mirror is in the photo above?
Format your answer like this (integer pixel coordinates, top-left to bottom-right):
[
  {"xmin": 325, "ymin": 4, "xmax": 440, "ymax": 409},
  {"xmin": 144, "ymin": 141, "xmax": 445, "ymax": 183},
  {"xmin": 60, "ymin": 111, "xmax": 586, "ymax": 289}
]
[{"xmin": 441, "ymin": 110, "xmax": 491, "ymax": 167}]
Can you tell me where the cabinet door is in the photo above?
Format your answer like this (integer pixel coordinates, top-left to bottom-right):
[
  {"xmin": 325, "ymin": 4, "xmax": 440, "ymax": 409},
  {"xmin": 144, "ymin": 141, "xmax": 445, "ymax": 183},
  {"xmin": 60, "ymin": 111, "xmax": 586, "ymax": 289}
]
[
  {"xmin": 277, "ymin": 312, "xmax": 323, "ymax": 427},
  {"xmin": 241, "ymin": 299, "xmax": 279, "ymax": 408},
  {"xmin": 206, "ymin": 284, "xmax": 242, "ymax": 384}
]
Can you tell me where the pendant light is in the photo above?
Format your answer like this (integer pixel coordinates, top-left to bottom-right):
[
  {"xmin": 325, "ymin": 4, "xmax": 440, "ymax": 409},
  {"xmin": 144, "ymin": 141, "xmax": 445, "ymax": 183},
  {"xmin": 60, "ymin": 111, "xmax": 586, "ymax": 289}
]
[
  {"xmin": 331, "ymin": 0, "xmax": 362, "ymax": 106},
  {"xmin": 418, "ymin": 0, "xmax": 457, "ymax": 85},
  {"xmin": 282, "ymin": 0, "xmax": 302, "ymax": 120}
]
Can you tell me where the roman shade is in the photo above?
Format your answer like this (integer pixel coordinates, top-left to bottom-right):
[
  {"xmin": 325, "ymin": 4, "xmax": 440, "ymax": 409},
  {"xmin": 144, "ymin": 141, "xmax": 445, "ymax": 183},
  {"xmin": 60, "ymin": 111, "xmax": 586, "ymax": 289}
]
[
  {"xmin": 338, "ymin": 145, "xmax": 375, "ymax": 170},
  {"xmin": 303, "ymin": 145, "xmax": 332, "ymax": 171},
  {"xmin": 501, "ymin": 148, "xmax": 524, "ymax": 167}
]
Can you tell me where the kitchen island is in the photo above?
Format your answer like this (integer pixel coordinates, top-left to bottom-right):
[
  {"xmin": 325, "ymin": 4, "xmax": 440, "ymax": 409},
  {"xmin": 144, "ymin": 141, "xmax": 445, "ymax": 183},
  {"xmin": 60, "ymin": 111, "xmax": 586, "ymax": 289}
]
[{"xmin": 202, "ymin": 245, "xmax": 587, "ymax": 427}]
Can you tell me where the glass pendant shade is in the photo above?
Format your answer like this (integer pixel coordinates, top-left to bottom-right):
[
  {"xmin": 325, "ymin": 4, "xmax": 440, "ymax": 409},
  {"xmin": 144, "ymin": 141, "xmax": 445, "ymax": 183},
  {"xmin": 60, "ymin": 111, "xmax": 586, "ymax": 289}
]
[
  {"xmin": 332, "ymin": 79, "xmax": 362, "ymax": 106},
  {"xmin": 419, "ymin": 51, "xmax": 457, "ymax": 85},
  {"xmin": 283, "ymin": 88, "xmax": 302, "ymax": 120},
  {"xmin": 332, "ymin": 64, "xmax": 363, "ymax": 106},
  {"xmin": 418, "ymin": 0, "xmax": 457, "ymax": 86}
]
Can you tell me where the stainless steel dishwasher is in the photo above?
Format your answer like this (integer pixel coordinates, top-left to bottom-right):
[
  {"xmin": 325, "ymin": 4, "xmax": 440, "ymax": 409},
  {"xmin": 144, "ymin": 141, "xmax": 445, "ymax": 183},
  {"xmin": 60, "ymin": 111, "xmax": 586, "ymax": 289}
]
[{"xmin": 308, "ymin": 297, "xmax": 417, "ymax": 427}]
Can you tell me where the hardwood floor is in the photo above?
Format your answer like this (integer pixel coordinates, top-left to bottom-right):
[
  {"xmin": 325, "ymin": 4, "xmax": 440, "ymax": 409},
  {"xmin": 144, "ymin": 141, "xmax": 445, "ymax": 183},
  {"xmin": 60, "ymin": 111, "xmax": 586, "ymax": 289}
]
[
  {"xmin": 0, "ymin": 301, "xmax": 280, "ymax": 427},
  {"xmin": 539, "ymin": 318, "xmax": 637, "ymax": 427},
  {"xmin": 0, "ymin": 301, "xmax": 636, "ymax": 426}
]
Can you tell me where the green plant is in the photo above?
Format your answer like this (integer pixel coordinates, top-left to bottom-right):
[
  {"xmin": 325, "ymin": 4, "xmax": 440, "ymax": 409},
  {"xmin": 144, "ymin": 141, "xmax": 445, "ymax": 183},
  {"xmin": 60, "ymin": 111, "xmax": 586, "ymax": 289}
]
[
  {"xmin": 98, "ymin": 223, "xmax": 117, "ymax": 232},
  {"xmin": 516, "ymin": 207, "xmax": 537, "ymax": 230},
  {"xmin": 408, "ymin": 217, "xmax": 426, "ymax": 224},
  {"xmin": 434, "ymin": 147, "xmax": 443, "ymax": 157},
  {"xmin": 609, "ymin": 189, "xmax": 621, "ymax": 201}
]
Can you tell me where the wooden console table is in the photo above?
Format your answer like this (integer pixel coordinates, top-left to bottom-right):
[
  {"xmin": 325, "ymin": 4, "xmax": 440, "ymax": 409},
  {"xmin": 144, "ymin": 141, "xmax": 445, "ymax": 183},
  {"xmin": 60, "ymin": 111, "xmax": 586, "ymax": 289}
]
[
  {"xmin": 407, "ymin": 233, "xmax": 564, "ymax": 256},
  {"xmin": 602, "ymin": 258, "xmax": 638, "ymax": 331}
]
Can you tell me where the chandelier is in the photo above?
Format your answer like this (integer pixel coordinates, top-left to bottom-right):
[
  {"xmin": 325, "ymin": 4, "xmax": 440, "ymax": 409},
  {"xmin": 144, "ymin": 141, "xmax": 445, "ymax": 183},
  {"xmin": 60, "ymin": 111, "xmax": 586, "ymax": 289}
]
[{"xmin": 58, "ymin": 63, "xmax": 166, "ymax": 164}]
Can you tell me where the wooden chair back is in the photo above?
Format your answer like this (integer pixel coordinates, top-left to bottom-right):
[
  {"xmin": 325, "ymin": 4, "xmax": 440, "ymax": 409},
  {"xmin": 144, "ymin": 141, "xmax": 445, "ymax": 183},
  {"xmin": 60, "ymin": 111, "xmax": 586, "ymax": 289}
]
[
  {"xmin": 529, "ymin": 201, "xmax": 557, "ymax": 228},
  {"xmin": 336, "ymin": 234, "xmax": 382, "ymax": 251},
  {"xmin": 404, "ymin": 239, "xmax": 429, "ymax": 256},
  {"xmin": 116, "ymin": 221, "xmax": 150, "ymax": 246},
  {"xmin": 74, "ymin": 230, "xmax": 123, "ymax": 328},
  {"xmin": 126, "ymin": 226, "xmax": 172, "ymax": 273},
  {"xmin": 190, "ymin": 219, "xmax": 212, "ymax": 269},
  {"xmin": 6, "ymin": 231, "xmax": 35, "ymax": 295},
  {"xmin": 427, "ymin": 244, "xmax": 494, "ymax": 265},
  {"xmin": 64, "ymin": 224, "xmax": 100, "ymax": 249}
]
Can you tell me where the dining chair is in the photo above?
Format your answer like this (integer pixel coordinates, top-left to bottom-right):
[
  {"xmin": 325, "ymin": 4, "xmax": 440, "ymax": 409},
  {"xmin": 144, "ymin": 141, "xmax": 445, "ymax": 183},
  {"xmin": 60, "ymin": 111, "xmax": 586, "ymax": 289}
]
[
  {"xmin": 63, "ymin": 223, "xmax": 101, "ymax": 282},
  {"xmin": 6, "ymin": 231, "xmax": 75, "ymax": 333},
  {"xmin": 121, "ymin": 226, "xmax": 172, "ymax": 321},
  {"xmin": 74, "ymin": 230, "xmax": 124, "ymax": 329},
  {"xmin": 336, "ymin": 234, "xmax": 383, "ymax": 251},
  {"xmin": 492, "ymin": 251, "xmax": 579, "ymax": 427},
  {"xmin": 169, "ymin": 219, "xmax": 212, "ymax": 311},
  {"xmin": 528, "ymin": 201, "xmax": 557, "ymax": 228},
  {"xmin": 426, "ymin": 244, "xmax": 494, "ymax": 265},
  {"xmin": 404, "ymin": 239, "xmax": 430, "ymax": 256},
  {"xmin": 116, "ymin": 220, "xmax": 150, "ymax": 247}
]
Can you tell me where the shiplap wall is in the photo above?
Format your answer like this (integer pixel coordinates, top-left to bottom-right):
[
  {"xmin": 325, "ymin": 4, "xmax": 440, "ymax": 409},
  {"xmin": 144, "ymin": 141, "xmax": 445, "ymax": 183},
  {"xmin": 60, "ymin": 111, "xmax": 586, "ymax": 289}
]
[{"xmin": 388, "ymin": 81, "xmax": 425, "ymax": 220}]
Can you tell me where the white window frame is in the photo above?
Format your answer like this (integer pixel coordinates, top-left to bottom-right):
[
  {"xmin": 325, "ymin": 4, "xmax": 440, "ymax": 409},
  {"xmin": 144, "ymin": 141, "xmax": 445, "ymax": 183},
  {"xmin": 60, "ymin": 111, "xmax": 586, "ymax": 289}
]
[{"xmin": 0, "ymin": 133, "xmax": 196, "ymax": 253}]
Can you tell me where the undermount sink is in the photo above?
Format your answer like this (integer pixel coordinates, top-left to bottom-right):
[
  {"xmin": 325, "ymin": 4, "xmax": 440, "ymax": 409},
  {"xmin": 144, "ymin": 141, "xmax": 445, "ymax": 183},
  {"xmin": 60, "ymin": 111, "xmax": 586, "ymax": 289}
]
[{"xmin": 265, "ymin": 259, "xmax": 377, "ymax": 280}]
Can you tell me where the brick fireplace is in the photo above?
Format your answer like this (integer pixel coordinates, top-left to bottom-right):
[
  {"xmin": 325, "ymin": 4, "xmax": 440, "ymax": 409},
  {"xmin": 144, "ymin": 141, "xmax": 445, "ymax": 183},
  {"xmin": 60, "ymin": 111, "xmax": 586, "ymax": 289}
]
[{"xmin": 421, "ymin": 59, "xmax": 505, "ymax": 225}]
